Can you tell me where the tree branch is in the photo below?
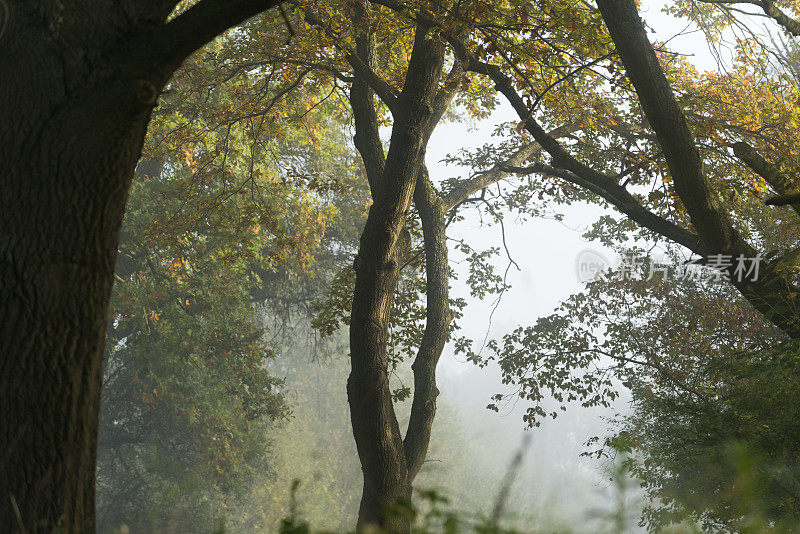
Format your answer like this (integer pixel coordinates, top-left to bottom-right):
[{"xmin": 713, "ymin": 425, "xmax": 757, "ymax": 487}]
[
  {"xmin": 118, "ymin": 0, "xmax": 184, "ymax": 25},
  {"xmin": 506, "ymin": 161, "xmax": 704, "ymax": 252},
  {"xmin": 597, "ymin": 0, "xmax": 746, "ymax": 254},
  {"xmin": 759, "ymin": 0, "xmax": 800, "ymax": 35},
  {"xmin": 597, "ymin": 0, "xmax": 800, "ymax": 337},
  {"xmin": 766, "ymin": 192, "xmax": 800, "ymax": 206},
  {"xmin": 297, "ymin": 2, "xmax": 400, "ymax": 113},
  {"xmin": 147, "ymin": 0, "xmax": 281, "ymax": 74},
  {"xmin": 429, "ymin": 50, "xmax": 466, "ymax": 128},
  {"xmin": 452, "ymin": 48, "xmax": 703, "ymax": 252},
  {"xmin": 404, "ymin": 165, "xmax": 450, "ymax": 481},
  {"xmin": 345, "ymin": 53, "xmax": 400, "ymax": 114},
  {"xmin": 695, "ymin": 0, "xmax": 800, "ymax": 35},
  {"xmin": 349, "ymin": 1, "xmax": 387, "ymax": 197},
  {"xmin": 732, "ymin": 141, "xmax": 800, "ymax": 215},
  {"xmin": 441, "ymin": 126, "xmax": 575, "ymax": 211}
]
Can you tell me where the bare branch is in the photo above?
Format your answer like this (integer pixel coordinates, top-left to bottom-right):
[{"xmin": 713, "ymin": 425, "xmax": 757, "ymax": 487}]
[
  {"xmin": 430, "ymin": 48, "xmax": 467, "ymax": 124},
  {"xmin": 442, "ymin": 142, "xmax": 542, "ymax": 210}
]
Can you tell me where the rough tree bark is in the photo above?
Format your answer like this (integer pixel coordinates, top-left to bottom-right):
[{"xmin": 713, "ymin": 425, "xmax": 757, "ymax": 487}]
[{"xmin": 0, "ymin": 1, "xmax": 278, "ymax": 531}]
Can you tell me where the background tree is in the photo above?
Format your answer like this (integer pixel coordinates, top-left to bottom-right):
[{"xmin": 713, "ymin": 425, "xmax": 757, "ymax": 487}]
[
  {"xmin": 474, "ymin": 247, "xmax": 800, "ymax": 531},
  {"xmin": 343, "ymin": 0, "xmax": 800, "ymax": 529},
  {"xmin": 97, "ymin": 42, "xmax": 370, "ymax": 530},
  {"xmin": 268, "ymin": 1, "xmax": 628, "ymax": 526}
]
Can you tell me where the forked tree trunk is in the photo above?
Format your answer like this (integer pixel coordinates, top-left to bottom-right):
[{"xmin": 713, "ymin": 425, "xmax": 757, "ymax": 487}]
[{"xmin": 344, "ymin": 4, "xmax": 457, "ymax": 525}]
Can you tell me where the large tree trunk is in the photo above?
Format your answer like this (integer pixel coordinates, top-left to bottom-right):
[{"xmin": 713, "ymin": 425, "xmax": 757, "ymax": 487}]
[
  {"xmin": 0, "ymin": 86, "xmax": 153, "ymax": 532},
  {"xmin": 0, "ymin": 36, "xmax": 156, "ymax": 531},
  {"xmin": 0, "ymin": 1, "xmax": 279, "ymax": 530}
]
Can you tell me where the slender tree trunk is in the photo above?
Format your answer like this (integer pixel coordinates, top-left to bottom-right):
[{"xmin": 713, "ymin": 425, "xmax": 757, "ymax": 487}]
[
  {"xmin": 347, "ymin": 19, "xmax": 449, "ymax": 529},
  {"xmin": 403, "ymin": 169, "xmax": 450, "ymax": 482}
]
